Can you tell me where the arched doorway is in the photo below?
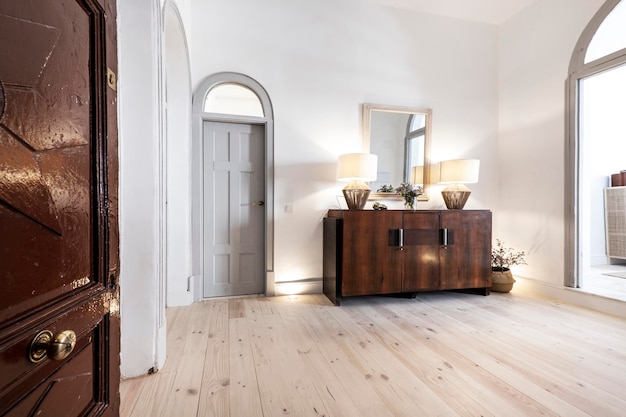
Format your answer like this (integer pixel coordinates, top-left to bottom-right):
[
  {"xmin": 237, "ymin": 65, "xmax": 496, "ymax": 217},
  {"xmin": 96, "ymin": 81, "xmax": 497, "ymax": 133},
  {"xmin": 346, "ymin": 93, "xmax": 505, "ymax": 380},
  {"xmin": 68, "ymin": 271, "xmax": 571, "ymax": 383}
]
[
  {"xmin": 192, "ymin": 73, "xmax": 274, "ymax": 299},
  {"xmin": 164, "ymin": 2, "xmax": 193, "ymax": 306},
  {"xmin": 566, "ymin": 0, "xmax": 626, "ymax": 299}
]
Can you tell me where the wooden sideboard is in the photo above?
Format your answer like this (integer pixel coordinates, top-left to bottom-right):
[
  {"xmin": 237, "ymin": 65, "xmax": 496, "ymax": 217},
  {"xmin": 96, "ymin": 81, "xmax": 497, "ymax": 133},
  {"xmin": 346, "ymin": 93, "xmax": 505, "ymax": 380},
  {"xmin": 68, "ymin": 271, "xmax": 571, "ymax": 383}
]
[{"xmin": 323, "ymin": 209, "xmax": 492, "ymax": 305}]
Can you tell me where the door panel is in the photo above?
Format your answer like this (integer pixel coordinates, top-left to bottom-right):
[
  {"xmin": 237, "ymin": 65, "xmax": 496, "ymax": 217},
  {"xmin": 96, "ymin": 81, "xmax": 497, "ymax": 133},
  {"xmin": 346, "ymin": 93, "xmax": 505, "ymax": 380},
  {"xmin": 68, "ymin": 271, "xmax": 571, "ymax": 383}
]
[
  {"xmin": 341, "ymin": 211, "xmax": 403, "ymax": 296},
  {"xmin": 203, "ymin": 122, "xmax": 265, "ymax": 297},
  {"xmin": 0, "ymin": 1, "xmax": 119, "ymax": 416},
  {"xmin": 403, "ymin": 211, "xmax": 440, "ymax": 291},
  {"xmin": 439, "ymin": 211, "xmax": 492, "ymax": 290}
]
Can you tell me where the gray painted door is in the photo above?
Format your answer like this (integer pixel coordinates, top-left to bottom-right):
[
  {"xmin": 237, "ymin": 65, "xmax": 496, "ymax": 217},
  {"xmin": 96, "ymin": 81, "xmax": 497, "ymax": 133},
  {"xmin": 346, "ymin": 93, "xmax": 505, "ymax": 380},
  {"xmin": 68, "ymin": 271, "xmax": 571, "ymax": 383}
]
[{"xmin": 203, "ymin": 121, "xmax": 265, "ymax": 297}]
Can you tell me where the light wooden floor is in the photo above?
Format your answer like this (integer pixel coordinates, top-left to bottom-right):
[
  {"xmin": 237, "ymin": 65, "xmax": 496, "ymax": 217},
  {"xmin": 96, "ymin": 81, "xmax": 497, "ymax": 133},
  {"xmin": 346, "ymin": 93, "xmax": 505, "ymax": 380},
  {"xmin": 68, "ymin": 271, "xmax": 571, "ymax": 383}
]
[{"xmin": 120, "ymin": 292, "xmax": 626, "ymax": 417}]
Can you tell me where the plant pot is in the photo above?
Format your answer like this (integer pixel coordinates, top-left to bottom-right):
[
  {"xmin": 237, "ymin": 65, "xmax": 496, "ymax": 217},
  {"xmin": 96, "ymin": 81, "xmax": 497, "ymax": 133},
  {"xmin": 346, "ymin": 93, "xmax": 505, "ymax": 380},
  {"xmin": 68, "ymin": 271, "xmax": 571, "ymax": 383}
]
[
  {"xmin": 491, "ymin": 269, "xmax": 516, "ymax": 293},
  {"xmin": 404, "ymin": 196, "xmax": 416, "ymax": 210}
]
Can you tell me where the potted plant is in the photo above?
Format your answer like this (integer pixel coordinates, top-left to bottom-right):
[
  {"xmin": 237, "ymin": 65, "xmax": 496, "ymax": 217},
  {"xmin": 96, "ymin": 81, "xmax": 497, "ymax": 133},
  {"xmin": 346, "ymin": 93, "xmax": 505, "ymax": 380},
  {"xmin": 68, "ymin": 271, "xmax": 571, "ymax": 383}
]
[
  {"xmin": 395, "ymin": 182, "xmax": 423, "ymax": 210},
  {"xmin": 491, "ymin": 239, "xmax": 527, "ymax": 292}
]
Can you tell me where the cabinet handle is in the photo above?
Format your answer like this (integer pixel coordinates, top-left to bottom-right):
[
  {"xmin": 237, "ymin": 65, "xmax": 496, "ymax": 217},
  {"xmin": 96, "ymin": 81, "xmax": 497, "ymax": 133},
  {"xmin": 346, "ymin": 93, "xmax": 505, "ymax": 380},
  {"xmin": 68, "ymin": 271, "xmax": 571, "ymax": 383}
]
[
  {"xmin": 398, "ymin": 228, "xmax": 404, "ymax": 251},
  {"xmin": 441, "ymin": 228, "xmax": 448, "ymax": 246}
]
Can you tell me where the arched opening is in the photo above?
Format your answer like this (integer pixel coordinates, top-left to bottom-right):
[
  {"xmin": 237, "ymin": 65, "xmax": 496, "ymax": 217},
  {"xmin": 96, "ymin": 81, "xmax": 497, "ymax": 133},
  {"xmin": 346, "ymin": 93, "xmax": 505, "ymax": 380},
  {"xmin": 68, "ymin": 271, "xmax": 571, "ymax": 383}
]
[
  {"xmin": 566, "ymin": 0, "xmax": 626, "ymax": 300},
  {"xmin": 191, "ymin": 73, "xmax": 275, "ymax": 300},
  {"xmin": 163, "ymin": 2, "xmax": 193, "ymax": 306},
  {"xmin": 204, "ymin": 83, "xmax": 264, "ymax": 117},
  {"xmin": 404, "ymin": 114, "xmax": 426, "ymax": 183}
]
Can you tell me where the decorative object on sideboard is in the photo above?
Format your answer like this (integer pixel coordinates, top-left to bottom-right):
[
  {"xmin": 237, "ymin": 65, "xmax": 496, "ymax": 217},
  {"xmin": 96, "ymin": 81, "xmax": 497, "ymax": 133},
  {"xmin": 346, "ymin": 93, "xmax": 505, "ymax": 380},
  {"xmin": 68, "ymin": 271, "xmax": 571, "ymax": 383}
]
[
  {"xmin": 372, "ymin": 202, "xmax": 387, "ymax": 210},
  {"xmin": 491, "ymin": 239, "xmax": 527, "ymax": 293},
  {"xmin": 337, "ymin": 153, "xmax": 377, "ymax": 210},
  {"xmin": 610, "ymin": 170, "xmax": 626, "ymax": 186},
  {"xmin": 395, "ymin": 182, "xmax": 423, "ymax": 210},
  {"xmin": 439, "ymin": 159, "xmax": 480, "ymax": 210}
]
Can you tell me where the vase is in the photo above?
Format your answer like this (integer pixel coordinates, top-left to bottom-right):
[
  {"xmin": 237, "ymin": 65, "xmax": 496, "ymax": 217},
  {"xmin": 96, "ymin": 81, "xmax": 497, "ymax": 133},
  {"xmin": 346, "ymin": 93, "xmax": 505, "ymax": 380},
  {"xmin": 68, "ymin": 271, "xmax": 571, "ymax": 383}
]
[
  {"xmin": 404, "ymin": 196, "xmax": 416, "ymax": 210},
  {"xmin": 491, "ymin": 269, "xmax": 516, "ymax": 293}
]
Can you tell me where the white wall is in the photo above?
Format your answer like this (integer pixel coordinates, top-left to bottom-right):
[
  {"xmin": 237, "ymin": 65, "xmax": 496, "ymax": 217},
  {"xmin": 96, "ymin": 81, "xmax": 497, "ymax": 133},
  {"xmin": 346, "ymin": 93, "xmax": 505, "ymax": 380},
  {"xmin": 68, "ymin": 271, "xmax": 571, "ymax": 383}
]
[
  {"xmin": 498, "ymin": 0, "xmax": 604, "ymax": 287},
  {"xmin": 164, "ymin": 3, "xmax": 194, "ymax": 306},
  {"xmin": 118, "ymin": 0, "xmax": 167, "ymax": 378},
  {"xmin": 189, "ymin": 0, "xmax": 499, "ymax": 290}
]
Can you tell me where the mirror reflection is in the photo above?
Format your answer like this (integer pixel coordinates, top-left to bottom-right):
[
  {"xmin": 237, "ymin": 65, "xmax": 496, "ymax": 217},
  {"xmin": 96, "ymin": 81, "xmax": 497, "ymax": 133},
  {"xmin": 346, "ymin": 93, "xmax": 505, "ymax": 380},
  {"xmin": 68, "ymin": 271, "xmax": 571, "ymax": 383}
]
[{"xmin": 362, "ymin": 104, "xmax": 432, "ymax": 200}]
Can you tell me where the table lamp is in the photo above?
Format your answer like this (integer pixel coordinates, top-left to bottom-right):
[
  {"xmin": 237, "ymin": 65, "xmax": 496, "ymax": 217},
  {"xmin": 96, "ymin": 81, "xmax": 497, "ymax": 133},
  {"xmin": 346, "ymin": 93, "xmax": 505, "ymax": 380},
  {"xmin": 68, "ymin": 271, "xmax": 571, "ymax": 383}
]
[
  {"xmin": 439, "ymin": 159, "xmax": 479, "ymax": 209},
  {"xmin": 337, "ymin": 153, "xmax": 377, "ymax": 210},
  {"xmin": 411, "ymin": 163, "xmax": 440, "ymax": 186}
]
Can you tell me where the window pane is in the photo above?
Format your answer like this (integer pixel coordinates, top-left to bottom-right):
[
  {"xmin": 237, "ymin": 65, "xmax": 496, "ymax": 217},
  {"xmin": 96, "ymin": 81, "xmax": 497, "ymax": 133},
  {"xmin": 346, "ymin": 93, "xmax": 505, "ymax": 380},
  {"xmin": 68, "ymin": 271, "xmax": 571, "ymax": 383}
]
[
  {"xmin": 585, "ymin": 1, "xmax": 626, "ymax": 63},
  {"xmin": 409, "ymin": 114, "xmax": 425, "ymax": 132},
  {"xmin": 204, "ymin": 83, "xmax": 264, "ymax": 117}
]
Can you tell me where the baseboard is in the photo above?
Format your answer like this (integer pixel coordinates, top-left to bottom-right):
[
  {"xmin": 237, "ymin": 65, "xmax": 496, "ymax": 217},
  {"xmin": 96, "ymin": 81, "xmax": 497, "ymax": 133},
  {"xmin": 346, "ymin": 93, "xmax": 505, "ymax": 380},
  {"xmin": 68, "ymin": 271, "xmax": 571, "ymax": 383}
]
[
  {"xmin": 514, "ymin": 276, "xmax": 626, "ymax": 319},
  {"xmin": 166, "ymin": 291, "xmax": 193, "ymax": 307},
  {"xmin": 166, "ymin": 275, "xmax": 196, "ymax": 307},
  {"xmin": 274, "ymin": 278, "xmax": 323, "ymax": 296}
]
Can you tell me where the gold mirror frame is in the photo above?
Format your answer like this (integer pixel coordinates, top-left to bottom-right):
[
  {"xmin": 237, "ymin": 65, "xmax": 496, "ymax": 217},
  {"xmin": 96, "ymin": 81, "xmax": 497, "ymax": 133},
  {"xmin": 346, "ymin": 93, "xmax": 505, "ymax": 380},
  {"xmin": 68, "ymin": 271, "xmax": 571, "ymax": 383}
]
[{"xmin": 362, "ymin": 103, "xmax": 432, "ymax": 201}]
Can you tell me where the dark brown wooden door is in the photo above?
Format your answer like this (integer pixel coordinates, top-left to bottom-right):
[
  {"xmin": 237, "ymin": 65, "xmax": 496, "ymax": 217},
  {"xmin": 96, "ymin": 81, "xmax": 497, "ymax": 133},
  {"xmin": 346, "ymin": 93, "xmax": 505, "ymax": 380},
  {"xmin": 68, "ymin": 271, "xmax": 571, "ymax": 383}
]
[
  {"xmin": 0, "ymin": 1, "xmax": 119, "ymax": 416},
  {"xmin": 439, "ymin": 211, "xmax": 492, "ymax": 291},
  {"xmin": 402, "ymin": 211, "xmax": 440, "ymax": 291},
  {"xmin": 341, "ymin": 211, "xmax": 403, "ymax": 296}
]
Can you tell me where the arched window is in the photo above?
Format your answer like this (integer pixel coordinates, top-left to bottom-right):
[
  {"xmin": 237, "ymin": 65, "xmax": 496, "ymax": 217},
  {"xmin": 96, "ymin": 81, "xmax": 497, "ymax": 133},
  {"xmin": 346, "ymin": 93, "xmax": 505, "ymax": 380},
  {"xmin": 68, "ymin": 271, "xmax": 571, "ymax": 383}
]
[
  {"xmin": 404, "ymin": 114, "xmax": 426, "ymax": 182},
  {"xmin": 566, "ymin": 0, "xmax": 626, "ymax": 292},
  {"xmin": 203, "ymin": 83, "xmax": 264, "ymax": 117},
  {"xmin": 585, "ymin": 1, "xmax": 626, "ymax": 63}
]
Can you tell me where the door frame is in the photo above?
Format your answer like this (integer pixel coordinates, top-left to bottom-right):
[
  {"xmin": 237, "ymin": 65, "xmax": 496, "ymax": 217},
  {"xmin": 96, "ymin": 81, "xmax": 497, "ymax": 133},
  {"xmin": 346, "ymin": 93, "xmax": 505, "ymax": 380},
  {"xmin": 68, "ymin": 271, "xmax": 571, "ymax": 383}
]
[
  {"xmin": 191, "ymin": 72, "xmax": 275, "ymax": 299},
  {"xmin": 565, "ymin": 0, "xmax": 625, "ymax": 288}
]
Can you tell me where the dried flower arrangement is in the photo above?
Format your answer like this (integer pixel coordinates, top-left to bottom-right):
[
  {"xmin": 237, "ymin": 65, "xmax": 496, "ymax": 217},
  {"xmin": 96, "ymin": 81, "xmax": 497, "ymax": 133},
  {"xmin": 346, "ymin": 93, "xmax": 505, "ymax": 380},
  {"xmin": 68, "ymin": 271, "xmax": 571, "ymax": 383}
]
[{"xmin": 491, "ymin": 239, "xmax": 527, "ymax": 271}]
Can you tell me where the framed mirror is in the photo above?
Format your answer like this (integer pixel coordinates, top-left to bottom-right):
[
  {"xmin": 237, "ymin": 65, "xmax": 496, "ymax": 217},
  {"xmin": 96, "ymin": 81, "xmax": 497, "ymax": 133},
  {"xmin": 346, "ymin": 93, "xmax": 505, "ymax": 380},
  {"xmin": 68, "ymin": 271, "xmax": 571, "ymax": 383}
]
[{"xmin": 362, "ymin": 103, "xmax": 432, "ymax": 200}]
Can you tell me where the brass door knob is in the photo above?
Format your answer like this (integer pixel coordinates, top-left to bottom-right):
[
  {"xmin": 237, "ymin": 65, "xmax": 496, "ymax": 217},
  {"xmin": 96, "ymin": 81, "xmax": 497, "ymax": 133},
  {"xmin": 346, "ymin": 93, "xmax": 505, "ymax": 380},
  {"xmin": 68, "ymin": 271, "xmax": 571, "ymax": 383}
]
[{"xmin": 29, "ymin": 330, "xmax": 77, "ymax": 363}]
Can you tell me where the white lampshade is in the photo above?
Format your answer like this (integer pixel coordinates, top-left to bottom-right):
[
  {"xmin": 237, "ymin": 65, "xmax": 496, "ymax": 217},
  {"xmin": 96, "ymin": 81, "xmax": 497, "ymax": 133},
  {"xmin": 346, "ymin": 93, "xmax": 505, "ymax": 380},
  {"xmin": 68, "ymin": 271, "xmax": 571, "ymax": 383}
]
[
  {"xmin": 337, "ymin": 153, "xmax": 377, "ymax": 182},
  {"xmin": 411, "ymin": 166, "xmax": 424, "ymax": 185},
  {"xmin": 439, "ymin": 159, "xmax": 480, "ymax": 184},
  {"xmin": 337, "ymin": 153, "xmax": 377, "ymax": 210},
  {"xmin": 411, "ymin": 163, "xmax": 440, "ymax": 185}
]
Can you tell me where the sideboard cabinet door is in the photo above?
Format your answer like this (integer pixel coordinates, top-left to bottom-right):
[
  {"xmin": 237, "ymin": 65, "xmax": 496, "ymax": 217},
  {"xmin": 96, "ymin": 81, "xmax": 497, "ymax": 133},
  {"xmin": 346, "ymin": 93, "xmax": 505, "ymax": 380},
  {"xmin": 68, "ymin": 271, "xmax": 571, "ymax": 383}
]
[
  {"xmin": 340, "ymin": 211, "xmax": 403, "ymax": 296},
  {"xmin": 439, "ymin": 211, "xmax": 492, "ymax": 291},
  {"xmin": 402, "ymin": 211, "xmax": 440, "ymax": 291}
]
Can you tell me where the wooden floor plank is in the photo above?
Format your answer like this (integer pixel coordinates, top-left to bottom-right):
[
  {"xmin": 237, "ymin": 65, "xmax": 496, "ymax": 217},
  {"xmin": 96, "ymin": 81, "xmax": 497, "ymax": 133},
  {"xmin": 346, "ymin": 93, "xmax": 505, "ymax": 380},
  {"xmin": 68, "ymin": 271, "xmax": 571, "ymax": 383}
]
[
  {"xmin": 371, "ymin": 297, "xmax": 624, "ymax": 417},
  {"xmin": 229, "ymin": 317, "xmax": 264, "ymax": 417},
  {"xmin": 248, "ymin": 313, "xmax": 333, "ymax": 417},
  {"xmin": 414, "ymin": 293, "xmax": 626, "ymax": 399},
  {"xmin": 123, "ymin": 371, "xmax": 177, "ymax": 417},
  {"xmin": 197, "ymin": 299, "xmax": 230, "ymax": 417},
  {"xmin": 278, "ymin": 302, "xmax": 392, "ymax": 417},
  {"xmin": 160, "ymin": 301, "xmax": 217, "ymax": 416},
  {"xmin": 298, "ymin": 306, "xmax": 400, "ymax": 417},
  {"xmin": 395, "ymin": 294, "xmax": 616, "ymax": 416},
  {"xmin": 344, "ymin": 300, "xmax": 496, "ymax": 417},
  {"xmin": 120, "ymin": 292, "xmax": 626, "ymax": 417},
  {"xmin": 119, "ymin": 375, "xmax": 145, "ymax": 417},
  {"xmin": 323, "ymin": 301, "xmax": 462, "ymax": 416}
]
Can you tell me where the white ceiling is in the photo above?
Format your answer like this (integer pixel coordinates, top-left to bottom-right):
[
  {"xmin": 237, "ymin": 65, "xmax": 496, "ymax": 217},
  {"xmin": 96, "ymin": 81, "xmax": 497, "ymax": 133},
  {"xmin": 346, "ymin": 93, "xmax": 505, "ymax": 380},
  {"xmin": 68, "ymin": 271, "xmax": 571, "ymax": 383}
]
[{"xmin": 366, "ymin": 0, "xmax": 538, "ymax": 25}]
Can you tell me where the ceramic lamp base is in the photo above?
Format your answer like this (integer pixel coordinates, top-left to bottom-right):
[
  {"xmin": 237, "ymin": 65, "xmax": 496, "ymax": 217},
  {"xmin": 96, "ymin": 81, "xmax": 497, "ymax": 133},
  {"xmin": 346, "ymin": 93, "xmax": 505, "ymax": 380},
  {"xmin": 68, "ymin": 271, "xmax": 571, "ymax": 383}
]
[
  {"xmin": 441, "ymin": 183, "xmax": 471, "ymax": 210},
  {"xmin": 343, "ymin": 189, "xmax": 370, "ymax": 210}
]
